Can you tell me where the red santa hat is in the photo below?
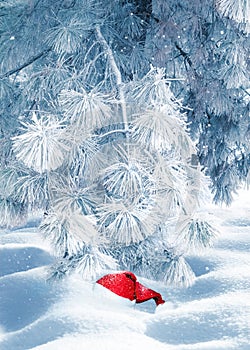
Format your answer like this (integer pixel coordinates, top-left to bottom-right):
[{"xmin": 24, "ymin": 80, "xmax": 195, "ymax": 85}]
[{"xmin": 96, "ymin": 271, "xmax": 165, "ymax": 306}]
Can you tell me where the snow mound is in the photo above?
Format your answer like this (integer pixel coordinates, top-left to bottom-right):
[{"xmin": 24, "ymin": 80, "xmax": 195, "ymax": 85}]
[{"xmin": 0, "ymin": 190, "xmax": 250, "ymax": 349}]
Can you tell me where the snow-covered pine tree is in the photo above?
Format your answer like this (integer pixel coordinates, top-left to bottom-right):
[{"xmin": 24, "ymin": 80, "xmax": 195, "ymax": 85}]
[
  {"xmin": 0, "ymin": 0, "xmax": 217, "ymax": 287},
  {"xmin": 147, "ymin": 0, "xmax": 250, "ymax": 205}
]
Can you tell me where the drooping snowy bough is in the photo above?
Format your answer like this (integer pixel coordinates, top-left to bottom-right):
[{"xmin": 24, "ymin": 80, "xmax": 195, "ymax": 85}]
[{"xmin": 0, "ymin": 0, "xmax": 225, "ymax": 288}]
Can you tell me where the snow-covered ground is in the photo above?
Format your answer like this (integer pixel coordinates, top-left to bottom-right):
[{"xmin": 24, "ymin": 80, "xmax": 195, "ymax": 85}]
[{"xmin": 0, "ymin": 191, "xmax": 250, "ymax": 350}]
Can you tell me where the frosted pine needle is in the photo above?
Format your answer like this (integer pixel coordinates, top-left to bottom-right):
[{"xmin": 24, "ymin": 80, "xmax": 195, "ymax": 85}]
[
  {"xmin": 40, "ymin": 211, "xmax": 83, "ymax": 257},
  {"xmin": 12, "ymin": 113, "xmax": 69, "ymax": 174},
  {"xmin": 101, "ymin": 161, "xmax": 145, "ymax": 199},
  {"xmin": 39, "ymin": 209, "xmax": 100, "ymax": 256},
  {"xmin": 98, "ymin": 201, "xmax": 158, "ymax": 245},
  {"xmin": 14, "ymin": 173, "xmax": 50, "ymax": 209},
  {"xmin": 152, "ymin": 157, "xmax": 188, "ymax": 215},
  {"xmin": 0, "ymin": 197, "xmax": 27, "ymax": 228},
  {"xmin": 0, "ymin": 167, "xmax": 21, "ymax": 198},
  {"xmin": 175, "ymin": 217, "xmax": 218, "ymax": 253},
  {"xmin": 220, "ymin": 64, "xmax": 248, "ymax": 89},
  {"xmin": 74, "ymin": 245, "xmax": 117, "ymax": 281},
  {"xmin": 67, "ymin": 210, "xmax": 99, "ymax": 244},
  {"xmin": 132, "ymin": 110, "xmax": 190, "ymax": 154},
  {"xmin": 62, "ymin": 126, "xmax": 101, "ymax": 179},
  {"xmin": 59, "ymin": 88, "xmax": 114, "ymax": 130},
  {"xmin": 45, "ymin": 18, "xmax": 87, "ymax": 54},
  {"xmin": 217, "ymin": 0, "xmax": 250, "ymax": 24},
  {"xmin": 52, "ymin": 185, "xmax": 96, "ymax": 215},
  {"xmin": 47, "ymin": 259, "xmax": 69, "ymax": 281},
  {"xmin": 163, "ymin": 255, "xmax": 196, "ymax": 287},
  {"xmin": 130, "ymin": 66, "xmax": 181, "ymax": 109}
]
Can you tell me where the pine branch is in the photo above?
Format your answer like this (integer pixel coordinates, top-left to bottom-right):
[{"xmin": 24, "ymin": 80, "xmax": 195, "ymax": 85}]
[
  {"xmin": 95, "ymin": 25, "xmax": 129, "ymax": 133},
  {"xmin": 175, "ymin": 43, "xmax": 192, "ymax": 67},
  {"xmin": 0, "ymin": 47, "xmax": 51, "ymax": 79},
  {"xmin": 174, "ymin": 43, "xmax": 199, "ymax": 79},
  {"xmin": 99, "ymin": 129, "xmax": 127, "ymax": 138}
]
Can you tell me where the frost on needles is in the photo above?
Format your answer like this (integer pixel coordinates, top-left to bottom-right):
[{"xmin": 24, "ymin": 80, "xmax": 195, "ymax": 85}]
[{"xmin": 0, "ymin": 0, "xmax": 248, "ymax": 288}]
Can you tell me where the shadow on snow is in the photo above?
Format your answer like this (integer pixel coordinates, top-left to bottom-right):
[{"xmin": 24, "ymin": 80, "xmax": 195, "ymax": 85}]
[
  {"xmin": 0, "ymin": 273, "xmax": 58, "ymax": 333},
  {"xmin": 0, "ymin": 247, "xmax": 54, "ymax": 278}
]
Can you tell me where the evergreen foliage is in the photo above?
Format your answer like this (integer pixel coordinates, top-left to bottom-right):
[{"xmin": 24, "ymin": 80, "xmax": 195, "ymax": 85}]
[
  {"xmin": 148, "ymin": 0, "xmax": 250, "ymax": 205},
  {"xmin": 0, "ymin": 0, "xmax": 248, "ymax": 286}
]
